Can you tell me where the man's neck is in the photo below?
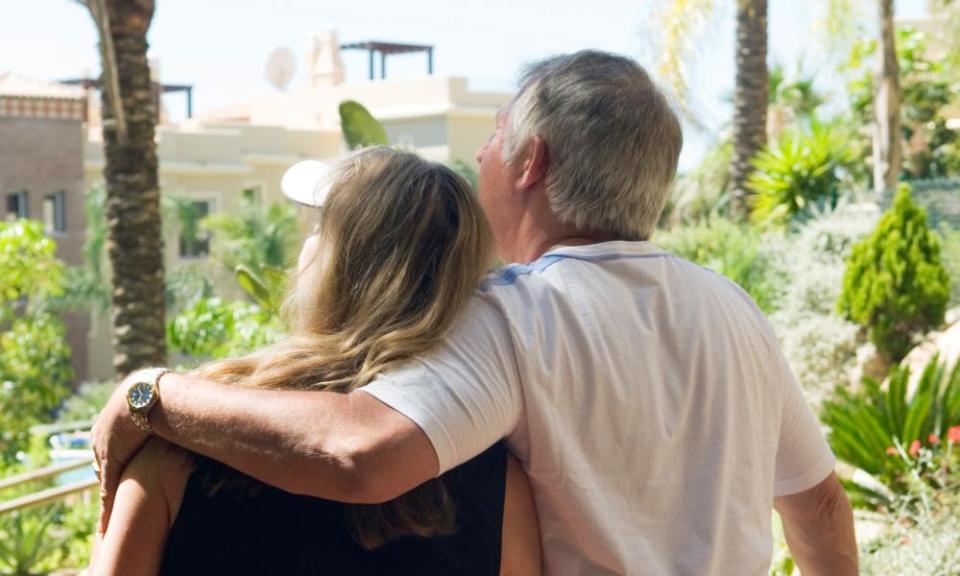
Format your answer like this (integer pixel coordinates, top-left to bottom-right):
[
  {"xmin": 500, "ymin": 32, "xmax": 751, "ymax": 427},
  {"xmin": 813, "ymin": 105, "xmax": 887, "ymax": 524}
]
[
  {"xmin": 501, "ymin": 186, "xmax": 616, "ymax": 263},
  {"xmin": 510, "ymin": 231, "xmax": 612, "ymax": 264}
]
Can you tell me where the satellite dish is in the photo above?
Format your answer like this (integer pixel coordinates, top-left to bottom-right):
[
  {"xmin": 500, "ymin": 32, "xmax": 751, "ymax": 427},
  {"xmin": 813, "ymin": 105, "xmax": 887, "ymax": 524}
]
[{"xmin": 265, "ymin": 47, "xmax": 296, "ymax": 91}]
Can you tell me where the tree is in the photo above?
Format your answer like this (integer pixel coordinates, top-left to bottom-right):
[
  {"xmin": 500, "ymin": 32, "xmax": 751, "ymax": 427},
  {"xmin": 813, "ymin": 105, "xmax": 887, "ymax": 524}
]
[
  {"xmin": 654, "ymin": 0, "xmax": 769, "ymax": 221},
  {"xmin": 873, "ymin": 0, "xmax": 902, "ymax": 195},
  {"xmin": 0, "ymin": 221, "xmax": 73, "ymax": 461},
  {"xmin": 729, "ymin": 0, "xmax": 769, "ymax": 219},
  {"xmin": 78, "ymin": 0, "xmax": 166, "ymax": 376},
  {"xmin": 933, "ymin": 0, "xmax": 960, "ymax": 65},
  {"xmin": 844, "ymin": 27, "xmax": 960, "ymax": 182}
]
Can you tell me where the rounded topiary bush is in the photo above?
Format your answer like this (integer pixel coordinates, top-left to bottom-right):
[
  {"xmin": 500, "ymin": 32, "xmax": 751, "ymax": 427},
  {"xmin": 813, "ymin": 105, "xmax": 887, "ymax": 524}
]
[{"xmin": 837, "ymin": 184, "xmax": 950, "ymax": 362}]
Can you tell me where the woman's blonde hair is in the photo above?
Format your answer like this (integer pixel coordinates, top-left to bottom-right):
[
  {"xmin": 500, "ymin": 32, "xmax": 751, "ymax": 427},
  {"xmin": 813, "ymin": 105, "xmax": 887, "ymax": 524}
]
[{"xmin": 194, "ymin": 146, "xmax": 495, "ymax": 548}]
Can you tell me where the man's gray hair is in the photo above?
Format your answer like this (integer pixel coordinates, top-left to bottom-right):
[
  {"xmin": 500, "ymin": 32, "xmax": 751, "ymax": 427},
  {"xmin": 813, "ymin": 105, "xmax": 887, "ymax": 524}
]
[{"xmin": 504, "ymin": 50, "xmax": 683, "ymax": 241}]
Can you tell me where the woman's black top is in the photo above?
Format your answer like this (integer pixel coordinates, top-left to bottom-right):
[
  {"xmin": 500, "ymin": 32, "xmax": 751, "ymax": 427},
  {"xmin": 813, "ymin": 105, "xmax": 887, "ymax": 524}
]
[{"xmin": 159, "ymin": 443, "xmax": 507, "ymax": 576}]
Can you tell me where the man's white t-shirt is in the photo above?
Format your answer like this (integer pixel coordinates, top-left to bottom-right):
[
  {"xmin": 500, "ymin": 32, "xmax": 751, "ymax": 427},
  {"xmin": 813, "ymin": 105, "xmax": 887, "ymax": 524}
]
[{"xmin": 361, "ymin": 241, "xmax": 835, "ymax": 576}]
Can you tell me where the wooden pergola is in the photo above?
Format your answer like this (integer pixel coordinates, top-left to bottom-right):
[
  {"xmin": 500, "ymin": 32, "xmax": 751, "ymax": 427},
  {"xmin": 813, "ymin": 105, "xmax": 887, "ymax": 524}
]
[
  {"xmin": 339, "ymin": 41, "xmax": 435, "ymax": 81},
  {"xmin": 60, "ymin": 77, "xmax": 195, "ymax": 119}
]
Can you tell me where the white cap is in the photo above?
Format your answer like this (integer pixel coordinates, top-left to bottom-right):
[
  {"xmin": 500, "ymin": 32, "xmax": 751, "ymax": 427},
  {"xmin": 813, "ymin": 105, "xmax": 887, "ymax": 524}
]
[{"xmin": 281, "ymin": 160, "xmax": 332, "ymax": 207}]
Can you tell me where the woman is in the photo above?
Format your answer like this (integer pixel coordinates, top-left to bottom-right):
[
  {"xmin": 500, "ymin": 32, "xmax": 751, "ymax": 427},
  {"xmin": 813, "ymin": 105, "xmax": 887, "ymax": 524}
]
[{"xmin": 89, "ymin": 147, "xmax": 541, "ymax": 575}]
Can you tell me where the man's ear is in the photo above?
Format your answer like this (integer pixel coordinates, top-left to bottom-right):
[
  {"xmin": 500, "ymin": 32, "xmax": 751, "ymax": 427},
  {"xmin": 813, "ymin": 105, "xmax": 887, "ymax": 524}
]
[{"xmin": 516, "ymin": 136, "xmax": 549, "ymax": 191}]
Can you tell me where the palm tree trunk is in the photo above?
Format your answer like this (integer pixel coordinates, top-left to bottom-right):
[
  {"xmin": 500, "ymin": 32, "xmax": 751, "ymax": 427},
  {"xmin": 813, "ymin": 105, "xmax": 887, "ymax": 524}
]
[
  {"xmin": 96, "ymin": 0, "xmax": 166, "ymax": 376},
  {"xmin": 873, "ymin": 0, "xmax": 902, "ymax": 195},
  {"xmin": 729, "ymin": 0, "xmax": 769, "ymax": 220}
]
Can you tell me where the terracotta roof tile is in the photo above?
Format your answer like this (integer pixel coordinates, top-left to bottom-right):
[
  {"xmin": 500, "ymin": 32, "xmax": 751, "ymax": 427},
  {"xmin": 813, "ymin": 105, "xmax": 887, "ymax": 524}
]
[{"xmin": 0, "ymin": 72, "xmax": 86, "ymax": 100}]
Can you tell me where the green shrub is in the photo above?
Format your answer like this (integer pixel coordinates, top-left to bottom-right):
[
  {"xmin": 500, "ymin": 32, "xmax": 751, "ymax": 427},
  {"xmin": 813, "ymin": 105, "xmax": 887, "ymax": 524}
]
[
  {"xmin": 0, "ymin": 498, "xmax": 97, "ymax": 575},
  {"xmin": 746, "ymin": 123, "xmax": 850, "ymax": 227},
  {"xmin": 662, "ymin": 140, "xmax": 733, "ymax": 226},
  {"xmin": 838, "ymin": 184, "xmax": 950, "ymax": 362},
  {"xmin": 0, "ymin": 505, "xmax": 66, "ymax": 575},
  {"xmin": 656, "ymin": 218, "xmax": 783, "ymax": 313},
  {"xmin": 166, "ymin": 296, "xmax": 281, "ymax": 360},
  {"xmin": 821, "ymin": 355, "xmax": 960, "ymax": 509},
  {"xmin": 767, "ymin": 206, "xmax": 877, "ymax": 405},
  {"xmin": 167, "ymin": 262, "xmax": 288, "ymax": 361}
]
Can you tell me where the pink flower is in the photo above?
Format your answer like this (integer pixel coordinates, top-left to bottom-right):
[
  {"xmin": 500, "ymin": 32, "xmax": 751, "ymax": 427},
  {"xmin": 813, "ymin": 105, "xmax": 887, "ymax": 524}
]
[
  {"xmin": 909, "ymin": 440, "xmax": 921, "ymax": 456},
  {"xmin": 929, "ymin": 434, "xmax": 940, "ymax": 445},
  {"xmin": 886, "ymin": 446, "xmax": 898, "ymax": 456},
  {"xmin": 948, "ymin": 426, "xmax": 960, "ymax": 444}
]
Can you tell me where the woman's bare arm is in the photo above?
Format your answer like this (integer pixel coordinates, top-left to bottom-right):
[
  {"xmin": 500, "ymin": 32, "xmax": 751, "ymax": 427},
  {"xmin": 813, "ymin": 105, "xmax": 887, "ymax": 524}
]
[
  {"xmin": 89, "ymin": 438, "xmax": 193, "ymax": 576},
  {"xmin": 500, "ymin": 455, "xmax": 542, "ymax": 576}
]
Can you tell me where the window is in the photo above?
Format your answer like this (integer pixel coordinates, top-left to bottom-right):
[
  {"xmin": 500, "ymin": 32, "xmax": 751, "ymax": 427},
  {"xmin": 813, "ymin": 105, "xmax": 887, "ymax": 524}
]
[
  {"xmin": 43, "ymin": 192, "xmax": 66, "ymax": 233},
  {"xmin": 178, "ymin": 200, "xmax": 211, "ymax": 258},
  {"xmin": 5, "ymin": 191, "xmax": 27, "ymax": 221},
  {"xmin": 242, "ymin": 185, "xmax": 263, "ymax": 206}
]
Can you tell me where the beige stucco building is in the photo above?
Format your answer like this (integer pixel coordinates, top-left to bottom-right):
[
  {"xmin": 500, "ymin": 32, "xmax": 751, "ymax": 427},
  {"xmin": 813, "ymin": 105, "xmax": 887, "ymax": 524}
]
[{"xmin": 79, "ymin": 33, "xmax": 514, "ymax": 381}]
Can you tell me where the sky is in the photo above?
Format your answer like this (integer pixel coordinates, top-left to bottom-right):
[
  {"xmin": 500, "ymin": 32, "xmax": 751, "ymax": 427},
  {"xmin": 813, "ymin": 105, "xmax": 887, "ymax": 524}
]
[{"xmin": 0, "ymin": 0, "xmax": 932, "ymax": 169}]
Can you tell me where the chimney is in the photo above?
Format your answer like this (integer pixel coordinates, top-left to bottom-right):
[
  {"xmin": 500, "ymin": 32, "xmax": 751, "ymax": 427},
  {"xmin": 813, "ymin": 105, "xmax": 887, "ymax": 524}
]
[{"xmin": 306, "ymin": 29, "xmax": 345, "ymax": 90}]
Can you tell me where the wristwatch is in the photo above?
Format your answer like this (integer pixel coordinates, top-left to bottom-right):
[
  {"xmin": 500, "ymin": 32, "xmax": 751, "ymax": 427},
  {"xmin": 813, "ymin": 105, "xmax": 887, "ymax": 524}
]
[{"xmin": 126, "ymin": 367, "xmax": 169, "ymax": 433}]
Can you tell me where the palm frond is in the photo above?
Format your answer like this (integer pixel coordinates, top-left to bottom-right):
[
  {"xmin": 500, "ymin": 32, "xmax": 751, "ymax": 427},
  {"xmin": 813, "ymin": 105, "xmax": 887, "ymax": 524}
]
[{"xmin": 651, "ymin": 0, "xmax": 720, "ymax": 125}]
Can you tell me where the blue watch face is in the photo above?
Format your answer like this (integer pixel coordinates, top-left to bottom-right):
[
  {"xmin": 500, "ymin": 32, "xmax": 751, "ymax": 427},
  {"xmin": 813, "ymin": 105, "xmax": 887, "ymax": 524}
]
[{"xmin": 129, "ymin": 382, "xmax": 154, "ymax": 410}]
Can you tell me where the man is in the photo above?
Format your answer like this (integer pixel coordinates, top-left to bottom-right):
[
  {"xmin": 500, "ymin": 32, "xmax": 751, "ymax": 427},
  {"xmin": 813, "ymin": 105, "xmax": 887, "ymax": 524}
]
[{"xmin": 94, "ymin": 50, "xmax": 857, "ymax": 574}]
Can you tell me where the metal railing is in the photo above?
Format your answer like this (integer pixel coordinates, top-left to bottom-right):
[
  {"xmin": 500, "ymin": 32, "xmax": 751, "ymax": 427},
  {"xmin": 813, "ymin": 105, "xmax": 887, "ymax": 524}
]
[
  {"xmin": 0, "ymin": 478, "xmax": 98, "ymax": 515},
  {"xmin": 28, "ymin": 418, "xmax": 96, "ymax": 436},
  {"xmin": 0, "ymin": 445, "xmax": 97, "ymax": 516},
  {"xmin": 0, "ymin": 457, "xmax": 95, "ymax": 492}
]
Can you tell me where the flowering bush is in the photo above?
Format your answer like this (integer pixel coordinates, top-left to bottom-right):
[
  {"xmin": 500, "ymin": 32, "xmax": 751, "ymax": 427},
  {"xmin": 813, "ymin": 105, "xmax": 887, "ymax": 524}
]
[
  {"xmin": 859, "ymin": 449, "xmax": 960, "ymax": 575},
  {"xmin": 821, "ymin": 356, "xmax": 960, "ymax": 509}
]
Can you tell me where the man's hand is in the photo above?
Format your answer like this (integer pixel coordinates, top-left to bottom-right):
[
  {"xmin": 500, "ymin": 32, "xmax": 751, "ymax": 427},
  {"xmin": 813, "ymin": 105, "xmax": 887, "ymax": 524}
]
[{"xmin": 91, "ymin": 372, "xmax": 152, "ymax": 535}]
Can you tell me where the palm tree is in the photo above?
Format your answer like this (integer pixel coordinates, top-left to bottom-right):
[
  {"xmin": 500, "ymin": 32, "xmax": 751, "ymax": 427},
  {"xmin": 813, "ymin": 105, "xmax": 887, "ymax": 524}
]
[
  {"xmin": 78, "ymin": 0, "xmax": 166, "ymax": 376},
  {"xmin": 873, "ymin": 0, "xmax": 902, "ymax": 195},
  {"xmin": 729, "ymin": 0, "xmax": 769, "ymax": 217},
  {"xmin": 655, "ymin": 0, "xmax": 769, "ymax": 221},
  {"xmin": 766, "ymin": 64, "xmax": 825, "ymax": 139}
]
